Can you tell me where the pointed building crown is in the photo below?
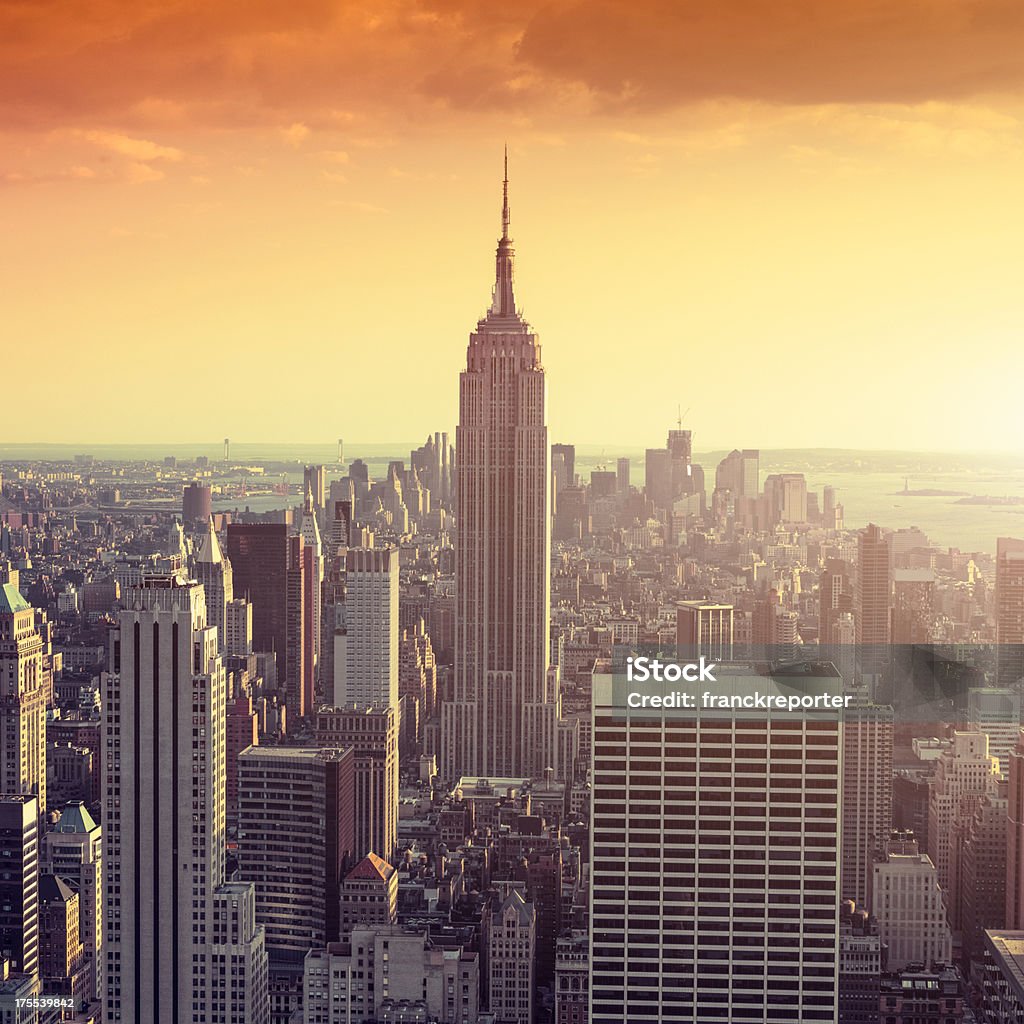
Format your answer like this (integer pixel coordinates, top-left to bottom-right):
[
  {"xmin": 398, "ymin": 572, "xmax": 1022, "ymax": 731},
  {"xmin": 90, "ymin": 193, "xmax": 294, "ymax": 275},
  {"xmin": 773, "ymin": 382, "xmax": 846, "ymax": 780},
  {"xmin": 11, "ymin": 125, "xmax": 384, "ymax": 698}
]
[
  {"xmin": 489, "ymin": 146, "xmax": 517, "ymax": 318},
  {"xmin": 193, "ymin": 518, "xmax": 224, "ymax": 565}
]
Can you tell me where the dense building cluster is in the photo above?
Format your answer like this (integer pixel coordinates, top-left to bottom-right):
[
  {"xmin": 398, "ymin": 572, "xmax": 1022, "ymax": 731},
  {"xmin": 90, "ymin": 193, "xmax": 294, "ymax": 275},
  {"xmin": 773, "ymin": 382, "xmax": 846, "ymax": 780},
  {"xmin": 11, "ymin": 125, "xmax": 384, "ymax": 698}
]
[{"xmin": 0, "ymin": 170, "xmax": 1023, "ymax": 1023}]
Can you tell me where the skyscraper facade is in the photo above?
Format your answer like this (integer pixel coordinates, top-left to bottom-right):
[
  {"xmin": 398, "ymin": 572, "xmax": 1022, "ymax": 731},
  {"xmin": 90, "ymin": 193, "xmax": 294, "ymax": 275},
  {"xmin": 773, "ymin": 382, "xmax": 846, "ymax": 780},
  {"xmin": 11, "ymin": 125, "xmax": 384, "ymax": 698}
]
[
  {"xmin": 102, "ymin": 577, "xmax": 269, "ymax": 1024},
  {"xmin": 334, "ymin": 547, "xmax": 399, "ymax": 709},
  {"xmin": 0, "ymin": 794, "xmax": 39, "ymax": 977},
  {"xmin": 316, "ymin": 705, "xmax": 398, "ymax": 862},
  {"xmin": 591, "ymin": 666, "xmax": 842, "ymax": 1023},
  {"xmin": 299, "ymin": 496, "xmax": 323, "ymax": 712},
  {"xmin": 0, "ymin": 584, "xmax": 47, "ymax": 817},
  {"xmin": 996, "ymin": 537, "xmax": 1024, "ymax": 686},
  {"xmin": 841, "ymin": 703, "xmax": 894, "ymax": 905},
  {"xmin": 442, "ymin": 160, "xmax": 564, "ymax": 781},
  {"xmin": 227, "ymin": 523, "xmax": 306, "ymax": 718},
  {"xmin": 237, "ymin": 746, "xmax": 355, "ymax": 952},
  {"xmin": 191, "ymin": 518, "xmax": 233, "ymax": 653},
  {"xmin": 856, "ymin": 523, "xmax": 891, "ymax": 646},
  {"xmin": 45, "ymin": 801, "xmax": 103, "ymax": 1003}
]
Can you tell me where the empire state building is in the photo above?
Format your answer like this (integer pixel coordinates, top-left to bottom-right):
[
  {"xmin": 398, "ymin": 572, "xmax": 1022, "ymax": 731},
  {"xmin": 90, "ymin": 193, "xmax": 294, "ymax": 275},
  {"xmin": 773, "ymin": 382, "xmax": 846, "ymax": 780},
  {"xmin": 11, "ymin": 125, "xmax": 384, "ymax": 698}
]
[{"xmin": 441, "ymin": 156, "xmax": 574, "ymax": 781}]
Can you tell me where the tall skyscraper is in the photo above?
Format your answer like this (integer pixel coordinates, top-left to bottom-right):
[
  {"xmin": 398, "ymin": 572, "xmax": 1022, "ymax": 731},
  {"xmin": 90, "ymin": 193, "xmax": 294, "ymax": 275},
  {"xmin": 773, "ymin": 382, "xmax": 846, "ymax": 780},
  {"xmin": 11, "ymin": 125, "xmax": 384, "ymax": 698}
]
[
  {"xmin": 819, "ymin": 558, "xmax": 853, "ymax": 648},
  {"xmin": 0, "ymin": 794, "xmax": 39, "ymax": 977},
  {"xmin": 237, "ymin": 746, "xmax": 355, "ymax": 951},
  {"xmin": 856, "ymin": 523, "xmax": 892, "ymax": 672},
  {"xmin": 303, "ymin": 465, "xmax": 326, "ymax": 511},
  {"xmin": 45, "ymin": 801, "xmax": 103, "ymax": 1003},
  {"xmin": 483, "ymin": 888, "xmax": 536, "ymax": 1024},
  {"xmin": 960, "ymin": 778, "xmax": 1008, "ymax": 966},
  {"xmin": 968, "ymin": 687, "xmax": 1022, "ymax": 775},
  {"xmin": 102, "ymin": 577, "xmax": 269, "ymax": 1024},
  {"xmin": 666, "ymin": 427, "xmax": 693, "ymax": 502},
  {"xmin": 227, "ymin": 523, "xmax": 305, "ymax": 718},
  {"xmin": 644, "ymin": 447, "xmax": 673, "ymax": 512},
  {"xmin": 615, "ymin": 456, "xmax": 630, "ymax": 494},
  {"xmin": 333, "ymin": 547, "xmax": 398, "ymax": 709},
  {"xmin": 996, "ymin": 537, "xmax": 1024, "ymax": 686},
  {"xmin": 763, "ymin": 472, "xmax": 808, "ymax": 525},
  {"xmin": 870, "ymin": 834, "xmax": 952, "ymax": 970},
  {"xmin": 1006, "ymin": 729, "xmax": 1024, "ymax": 928},
  {"xmin": 0, "ymin": 584, "xmax": 46, "ymax": 816},
  {"xmin": 841, "ymin": 703, "xmax": 894, "ymax": 905},
  {"xmin": 182, "ymin": 483, "xmax": 212, "ymax": 526},
  {"xmin": 191, "ymin": 518, "xmax": 233, "ymax": 653},
  {"xmin": 442, "ymin": 157, "xmax": 565, "ymax": 781},
  {"xmin": 927, "ymin": 730, "xmax": 1001, "ymax": 930},
  {"xmin": 714, "ymin": 448, "xmax": 759, "ymax": 499},
  {"xmin": 591, "ymin": 665, "xmax": 842, "ymax": 1023},
  {"xmin": 299, "ymin": 494, "xmax": 323, "ymax": 711},
  {"xmin": 316, "ymin": 705, "xmax": 398, "ymax": 862},
  {"xmin": 551, "ymin": 443, "xmax": 576, "ymax": 492}
]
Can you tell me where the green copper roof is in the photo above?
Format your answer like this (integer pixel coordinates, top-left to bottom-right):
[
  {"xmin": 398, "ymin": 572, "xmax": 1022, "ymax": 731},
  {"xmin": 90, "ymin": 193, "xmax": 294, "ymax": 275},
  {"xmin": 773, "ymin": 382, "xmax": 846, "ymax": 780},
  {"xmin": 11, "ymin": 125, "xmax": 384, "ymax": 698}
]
[{"xmin": 0, "ymin": 583, "xmax": 30, "ymax": 614}]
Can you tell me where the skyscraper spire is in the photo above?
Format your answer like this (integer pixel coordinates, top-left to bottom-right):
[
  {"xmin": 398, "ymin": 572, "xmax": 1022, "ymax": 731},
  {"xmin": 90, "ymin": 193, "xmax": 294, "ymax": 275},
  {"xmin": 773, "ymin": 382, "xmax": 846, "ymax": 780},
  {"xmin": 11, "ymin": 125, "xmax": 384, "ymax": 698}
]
[
  {"xmin": 502, "ymin": 144, "xmax": 510, "ymax": 240},
  {"xmin": 490, "ymin": 147, "xmax": 516, "ymax": 317}
]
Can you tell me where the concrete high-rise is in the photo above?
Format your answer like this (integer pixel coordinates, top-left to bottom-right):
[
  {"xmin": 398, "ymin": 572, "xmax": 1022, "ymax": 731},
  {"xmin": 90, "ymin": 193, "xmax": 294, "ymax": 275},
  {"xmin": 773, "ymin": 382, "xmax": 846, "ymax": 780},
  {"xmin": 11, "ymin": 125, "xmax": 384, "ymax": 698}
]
[
  {"xmin": 968, "ymin": 687, "xmax": 1022, "ymax": 776},
  {"xmin": 674, "ymin": 600, "xmax": 733, "ymax": 660},
  {"xmin": 870, "ymin": 834, "xmax": 952, "ymax": 970},
  {"xmin": 316, "ymin": 705, "xmax": 398, "ymax": 863},
  {"xmin": 960, "ymin": 778, "xmax": 1008, "ymax": 966},
  {"xmin": 0, "ymin": 794, "xmax": 39, "ymax": 977},
  {"xmin": 856, "ymin": 523, "xmax": 891, "ymax": 643},
  {"xmin": 551, "ymin": 444, "xmax": 575, "ymax": 492},
  {"xmin": 237, "ymin": 746, "xmax": 355, "ymax": 951},
  {"xmin": 182, "ymin": 483, "xmax": 212, "ymax": 526},
  {"xmin": 590, "ymin": 665, "xmax": 842, "ymax": 1023},
  {"xmin": 483, "ymin": 888, "xmax": 535, "ymax": 1024},
  {"xmin": 927, "ymin": 730, "xmax": 1001, "ymax": 930},
  {"xmin": 996, "ymin": 537, "xmax": 1024, "ymax": 686},
  {"xmin": 45, "ymin": 801, "xmax": 102, "ymax": 1003},
  {"xmin": 102, "ymin": 577, "xmax": 269, "ymax": 1024},
  {"xmin": 714, "ymin": 448, "xmax": 759, "ymax": 500},
  {"xmin": 442, "ymin": 157, "xmax": 566, "ymax": 781},
  {"xmin": 819, "ymin": 558, "xmax": 853, "ymax": 648},
  {"xmin": 857, "ymin": 523, "xmax": 892, "ymax": 673},
  {"xmin": 227, "ymin": 523, "xmax": 306, "ymax": 718},
  {"xmin": 615, "ymin": 456, "xmax": 630, "ymax": 494},
  {"xmin": 763, "ymin": 472, "xmax": 808, "ymax": 525},
  {"xmin": 299, "ymin": 494, "xmax": 323, "ymax": 712},
  {"xmin": 303, "ymin": 465, "xmax": 326, "ymax": 511},
  {"xmin": 841, "ymin": 703, "xmax": 894, "ymax": 905},
  {"xmin": 334, "ymin": 547, "xmax": 398, "ymax": 709},
  {"xmin": 1006, "ymin": 730, "xmax": 1024, "ymax": 929},
  {"xmin": 0, "ymin": 585, "xmax": 46, "ymax": 819}
]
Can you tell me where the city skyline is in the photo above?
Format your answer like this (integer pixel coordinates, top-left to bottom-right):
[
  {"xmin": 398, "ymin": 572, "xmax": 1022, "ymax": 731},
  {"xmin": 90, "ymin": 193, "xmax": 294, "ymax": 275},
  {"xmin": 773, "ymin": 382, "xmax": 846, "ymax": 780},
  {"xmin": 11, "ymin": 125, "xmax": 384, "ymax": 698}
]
[
  {"xmin": 5, "ymin": 6, "xmax": 1024, "ymax": 450},
  {"xmin": 5, "ymin": 8, "xmax": 1024, "ymax": 1019}
]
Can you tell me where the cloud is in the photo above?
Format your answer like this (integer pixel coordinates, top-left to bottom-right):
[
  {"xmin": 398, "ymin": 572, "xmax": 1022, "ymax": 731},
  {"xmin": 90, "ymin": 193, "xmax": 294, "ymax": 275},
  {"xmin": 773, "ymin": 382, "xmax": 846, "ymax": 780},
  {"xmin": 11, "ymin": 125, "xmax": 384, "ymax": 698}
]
[
  {"xmin": 508, "ymin": 0, "xmax": 1024, "ymax": 110},
  {"xmin": 76, "ymin": 129, "xmax": 184, "ymax": 161},
  {"xmin": 0, "ymin": 162, "xmax": 164, "ymax": 187},
  {"xmin": 2, "ymin": 0, "xmax": 1024, "ymax": 135},
  {"xmin": 281, "ymin": 122, "xmax": 311, "ymax": 147}
]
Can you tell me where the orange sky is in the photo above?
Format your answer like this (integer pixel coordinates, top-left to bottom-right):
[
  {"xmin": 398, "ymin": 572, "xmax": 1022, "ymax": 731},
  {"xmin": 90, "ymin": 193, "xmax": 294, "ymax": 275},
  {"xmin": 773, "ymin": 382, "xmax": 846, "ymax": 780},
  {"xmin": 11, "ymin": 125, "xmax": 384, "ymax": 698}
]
[{"xmin": 3, "ymin": 0, "xmax": 1024, "ymax": 450}]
